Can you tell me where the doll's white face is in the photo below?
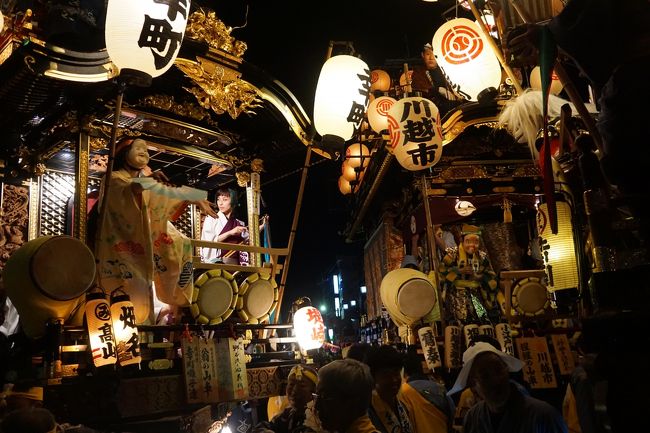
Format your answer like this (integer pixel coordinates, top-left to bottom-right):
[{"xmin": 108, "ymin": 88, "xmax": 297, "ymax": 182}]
[{"xmin": 126, "ymin": 139, "xmax": 150, "ymax": 169}]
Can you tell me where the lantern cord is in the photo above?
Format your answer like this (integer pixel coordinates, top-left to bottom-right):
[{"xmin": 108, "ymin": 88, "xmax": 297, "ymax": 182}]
[
  {"xmin": 231, "ymin": 4, "xmax": 249, "ymax": 30},
  {"xmin": 93, "ymin": 82, "xmax": 126, "ymax": 288}
]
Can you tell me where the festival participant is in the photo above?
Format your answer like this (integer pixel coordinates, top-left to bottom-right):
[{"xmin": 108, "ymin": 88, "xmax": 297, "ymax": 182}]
[
  {"xmin": 438, "ymin": 225, "xmax": 498, "ymax": 324},
  {"xmin": 314, "ymin": 359, "xmax": 379, "ymax": 433},
  {"xmin": 450, "ymin": 342, "xmax": 567, "ymax": 433},
  {"xmin": 200, "ymin": 188, "xmax": 250, "ymax": 266},
  {"xmin": 94, "ymin": 137, "xmax": 216, "ymax": 324}
]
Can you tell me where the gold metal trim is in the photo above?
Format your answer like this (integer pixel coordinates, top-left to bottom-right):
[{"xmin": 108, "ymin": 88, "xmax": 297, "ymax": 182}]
[
  {"xmin": 185, "ymin": 9, "xmax": 248, "ymax": 58},
  {"xmin": 28, "ymin": 178, "xmax": 40, "ymax": 240},
  {"xmin": 74, "ymin": 132, "xmax": 89, "ymax": 243}
]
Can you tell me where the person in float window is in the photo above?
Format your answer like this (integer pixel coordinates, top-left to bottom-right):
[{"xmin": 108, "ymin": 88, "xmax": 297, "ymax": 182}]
[{"xmin": 200, "ymin": 187, "xmax": 251, "ymax": 266}]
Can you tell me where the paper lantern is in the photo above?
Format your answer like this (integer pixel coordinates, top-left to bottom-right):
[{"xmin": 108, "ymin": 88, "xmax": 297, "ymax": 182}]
[
  {"xmin": 530, "ymin": 66, "xmax": 564, "ymax": 95},
  {"xmin": 432, "ymin": 18, "xmax": 502, "ymax": 101},
  {"xmin": 367, "ymin": 96, "xmax": 397, "ymax": 134},
  {"xmin": 85, "ymin": 291, "xmax": 117, "ymax": 367},
  {"xmin": 536, "ymin": 201, "xmax": 579, "ymax": 291},
  {"xmin": 444, "ymin": 325, "xmax": 462, "ymax": 369},
  {"xmin": 338, "ymin": 176, "xmax": 353, "ymax": 195},
  {"xmin": 105, "ymin": 0, "xmax": 191, "ymax": 84},
  {"xmin": 110, "ymin": 291, "xmax": 141, "ymax": 366},
  {"xmin": 495, "ymin": 323, "xmax": 515, "ymax": 355},
  {"xmin": 399, "ymin": 70, "xmax": 414, "ymax": 89},
  {"xmin": 387, "ymin": 96, "xmax": 443, "ymax": 171},
  {"xmin": 313, "ymin": 55, "xmax": 371, "ymax": 148},
  {"xmin": 345, "ymin": 143, "xmax": 370, "ymax": 169},
  {"xmin": 418, "ymin": 326, "xmax": 442, "ymax": 371},
  {"xmin": 370, "ymin": 69, "xmax": 391, "ymax": 92},
  {"xmin": 293, "ymin": 306, "xmax": 325, "ymax": 351},
  {"xmin": 455, "ymin": 200, "xmax": 476, "ymax": 216},
  {"xmin": 463, "ymin": 323, "xmax": 480, "ymax": 347},
  {"xmin": 341, "ymin": 160, "xmax": 358, "ymax": 181}
]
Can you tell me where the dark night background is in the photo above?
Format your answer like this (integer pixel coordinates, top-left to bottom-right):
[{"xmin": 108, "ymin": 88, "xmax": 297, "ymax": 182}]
[{"xmin": 205, "ymin": 0, "xmax": 465, "ymax": 317}]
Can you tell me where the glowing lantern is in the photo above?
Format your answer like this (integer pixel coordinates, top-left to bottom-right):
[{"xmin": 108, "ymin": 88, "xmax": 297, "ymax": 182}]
[
  {"xmin": 455, "ymin": 200, "xmax": 476, "ymax": 216},
  {"xmin": 432, "ymin": 18, "xmax": 502, "ymax": 101},
  {"xmin": 387, "ymin": 96, "xmax": 443, "ymax": 171},
  {"xmin": 341, "ymin": 160, "xmax": 358, "ymax": 181},
  {"xmin": 105, "ymin": 0, "xmax": 191, "ymax": 85},
  {"xmin": 530, "ymin": 66, "xmax": 564, "ymax": 95},
  {"xmin": 313, "ymin": 55, "xmax": 371, "ymax": 158},
  {"xmin": 293, "ymin": 306, "xmax": 325, "ymax": 351},
  {"xmin": 345, "ymin": 143, "xmax": 370, "ymax": 169},
  {"xmin": 536, "ymin": 201, "xmax": 579, "ymax": 291},
  {"xmin": 338, "ymin": 176, "xmax": 352, "ymax": 195},
  {"xmin": 85, "ymin": 290, "xmax": 117, "ymax": 367},
  {"xmin": 367, "ymin": 96, "xmax": 397, "ymax": 134},
  {"xmin": 110, "ymin": 290, "xmax": 141, "ymax": 366},
  {"xmin": 399, "ymin": 70, "xmax": 414, "ymax": 90},
  {"xmin": 370, "ymin": 69, "xmax": 391, "ymax": 92}
]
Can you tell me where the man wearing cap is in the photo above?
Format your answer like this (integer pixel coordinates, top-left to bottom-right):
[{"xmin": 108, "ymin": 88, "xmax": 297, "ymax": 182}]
[
  {"xmin": 411, "ymin": 43, "xmax": 466, "ymax": 117},
  {"xmin": 438, "ymin": 225, "xmax": 498, "ymax": 324},
  {"xmin": 449, "ymin": 342, "xmax": 567, "ymax": 433},
  {"xmin": 254, "ymin": 364, "xmax": 318, "ymax": 433}
]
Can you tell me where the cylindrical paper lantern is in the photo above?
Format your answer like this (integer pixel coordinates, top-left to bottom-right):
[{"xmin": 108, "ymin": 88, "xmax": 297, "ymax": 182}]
[
  {"xmin": 418, "ymin": 326, "xmax": 442, "ymax": 371},
  {"xmin": 495, "ymin": 323, "xmax": 514, "ymax": 355},
  {"xmin": 293, "ymin": 306, "xmax": 325, "ymax": 351},
  {"xmin": 444, "ymin": 325, "xmax": 462, "ymax": 369},
  {"xmin": 110, "ymin": 291, "xmax": 141, "ymax": 366},
  {"xmin": 530, "ymin": 66, "xmax": 564, "ymax": 95},
  {"xmin": 463, "ymin": 323, "xmax": 480, "ymax": 347},
  {"xmin": 387, "ymin": 96, "xmax": 443, "ymax": 170},
  {"xmin": 479, "ymin": 324, "xmax": 495, "ymax": 339},
  {"xmin": 367, "ymin": 96, "xmax": 397, "ymax": 134},
  {"xmin": 313, "ymin": 55, "xmax": 371, "ymax": 143},
  {"xmin": 105, "ymin": 0, "xmax": 191, "ymax": 82},
  {"xmin": 536, "ymin": 201, "xmax": 579, "ymax": 291},
  {"xmin": 86, "ymin": 291, "xmax": 117, "ymax": 367},
  {"xmin": 432, "ymin": 18, "xmax": 502, "ymax": 101},
  {"xmin": 370, "ymin": 69, "xmax": 391, "ymax": 92},
  {"xmin": 345, "ymin": 143, "xmax": 370, "ymax": 169}
]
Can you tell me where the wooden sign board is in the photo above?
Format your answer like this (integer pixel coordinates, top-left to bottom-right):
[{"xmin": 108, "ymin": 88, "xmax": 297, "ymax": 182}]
[{"xmin": 515, "ymin": 337, "xmax": 557, "ymax": 389}]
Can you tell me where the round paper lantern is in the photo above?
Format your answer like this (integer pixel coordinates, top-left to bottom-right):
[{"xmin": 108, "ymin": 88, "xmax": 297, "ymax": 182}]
[
  {"xmin": 370, "ymin": 69, "xmax": 391, "ymax": 92},
  {"xmin": 341, "ymin": 160, "xmax": 358, "ymax": 181},
  {"xmin": 529, "ymin": 66, "xmax": 564, "ymax": 95},
  {"xmin": 432, "ymin": 18, "xmax": 502, "ymax": 101},
  {"xmin": 455, "ymin": 200, "xmax": 476, "ymax": 216},
  {"xmin": 293, "ymin": 306, "xmax": 325, "ymax": 351},
  {"xmin": 399, "ymin": 70, "xmax": 414, "ymax": 89},
  {"xmin": 338, "ymin": 175, "xmax": 353, "ymax": 195},
  {"xmin": 105, "ymin": 0, "xmax": 191, "ymax": 83},
  {"xmin": 345, "ymin": 143, "xmax": 370, "ymax": 169},
  {"xmin": 313, "ymin": 55, "xmax": 371, "ymax": 143},
  {"xmin": 367, "ymin": 96, "xmax": 397, "ymax": 134},
  {"xmin": 387, "ymin": 96, "xmax": 443, "ymax": 171}
]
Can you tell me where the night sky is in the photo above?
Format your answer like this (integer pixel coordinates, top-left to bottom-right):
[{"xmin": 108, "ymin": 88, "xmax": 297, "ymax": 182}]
[{"xmin": 205, "ymin": 0, "xmax": 464, "ymax": 316}]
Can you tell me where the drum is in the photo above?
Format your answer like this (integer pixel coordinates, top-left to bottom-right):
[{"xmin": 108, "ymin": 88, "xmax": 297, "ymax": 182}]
[
  {"xmin": 235, "ymin": 272, "xmax": 278, "ymax": 324},
  {"xmin": 511, "ymin": 277, "xmax": 549, "ymax": 316},
  {"xmin": 190, "ymin": 269, "xmax": 239, "ymax": 325},
  {"xmin": 3, "ymin": 235, "xmax": 96, "ymax": 338},
  {"xmin": 380, "ymin": 268, "xmax": 437, "ymax": 326}
]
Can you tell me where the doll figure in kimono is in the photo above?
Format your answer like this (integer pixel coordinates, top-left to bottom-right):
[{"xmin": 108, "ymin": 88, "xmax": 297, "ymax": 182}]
[
  {"xmin": 94, "ymin": 137, "xmax": 217, "ymax": 324},
  {"xmin": 438, "ymin": 224, "xmax": 499, "ymax": 324},
  {"xmin": 200, "ymin": 188, "xmax": 250, "ymax": 266}
]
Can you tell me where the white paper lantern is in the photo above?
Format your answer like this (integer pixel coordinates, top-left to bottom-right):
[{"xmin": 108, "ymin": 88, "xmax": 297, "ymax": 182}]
[
  {"xmin": 85, "ymin": 291, "xmax": 117, "ymax": 367},
  {"xmin": 370, "ymin": 69, "xmax": 391, "ymax": 92},
  {"xmin": 110, "ymin": 291, "xmax": 141, "ymax": 366},
  {"xmin": 536, "ymin": 201, "xmax": 579, "ymax": 291},
  {"xmin": 105, "ymin": 0, "xmax": 191, "ymax": 82},
  {"xmin": 387, "ymin": 96, "xmax": 443, "ymax": 171},
  {"xmin": 293, "ymin": 306, "xmax": 326, "ymax": 351},
  {"xmin": 432, "ymin": 18, "xmax": 502, "ymax": 101},
  {"xmin": 345, "ymin": 143, "xmax": 370, "ymax": 169},
  {"xmin": 313, "ymin": 55, "xmax": 371, "ymax": 143},
  {"xmin": 367, "ymin": 96, "xmax": 397, "ymax": 134},
  {"xmin": 530, "ymin": 66, "xmax": 564, "ymax": 95},
  {"xmin": 338, "ymin": 175, "xmax": 353, "ymax": 195}
]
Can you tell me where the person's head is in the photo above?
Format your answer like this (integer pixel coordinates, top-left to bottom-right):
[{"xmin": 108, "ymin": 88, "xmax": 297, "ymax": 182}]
[
  {"xmin": 286, "ymin": 365, "xmax": 318, "ymax": 411},
  {"xmin": 1, "ymin": 407, "xmax": 56, "ymax": 433},
  {"xmin": 422, "ymin": 43, "xmax": 438, "ymax": 70},
  {"xmin": 3, "ymin": 384, "xmax": 44, "ymax": 412},
  {"xmin": 403, "ymin": 347, "xmax": 425, "ymax": 380},
  {"xmin": 365, "ymin": 345, "xmax": 403, "ymax": 401},
  {"xmin": 469, "ymin": 334, "xmax": 501, "ymax": 351},
  {"xmin": 114, "ymin": 137, "xmax": 150, "ymax": 171},
  {"xmin": 448, "ymin": 342, "xmax": 523, "ymax": 412},
  {"xmin": 315, "ymin": 359, "xmax": 374, "ymax": 432},
  {"xmin": 343, "ymin": 342, "xmax": 371, "ymax": 363},
  {"xmin": 215, "ymin": 188, "xmax": 236, "ymax": 215},
  {"xmin": 462, "ymin": 233, "xmax": 481, "ymax": 255}
]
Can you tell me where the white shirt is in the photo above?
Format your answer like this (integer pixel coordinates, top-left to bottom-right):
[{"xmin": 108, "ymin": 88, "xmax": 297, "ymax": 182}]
[{"xmin": 200, "ymin": 211, "xmax": 249, "ymax": 262}]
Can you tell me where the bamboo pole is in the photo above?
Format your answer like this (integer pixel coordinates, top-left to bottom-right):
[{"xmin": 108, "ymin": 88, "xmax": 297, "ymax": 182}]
[{"xmin": 466, "ymin": 0, "xmax": 524, "ymax": 95}]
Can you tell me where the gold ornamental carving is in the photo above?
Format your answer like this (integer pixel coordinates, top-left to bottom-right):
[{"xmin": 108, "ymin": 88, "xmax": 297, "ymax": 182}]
[
  {"xmin": 138, "ymin": 94, "xmax": 219, "ymax": 127},
  {"xmin": 185, "ymin": 9, "xmax": 248, "ymax": 58}
]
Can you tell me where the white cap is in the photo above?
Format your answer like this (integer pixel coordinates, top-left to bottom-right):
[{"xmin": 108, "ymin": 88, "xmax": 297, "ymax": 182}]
[{"xmin": 447, "ymin": 342, "xmax": 523, "ymax": 395}]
